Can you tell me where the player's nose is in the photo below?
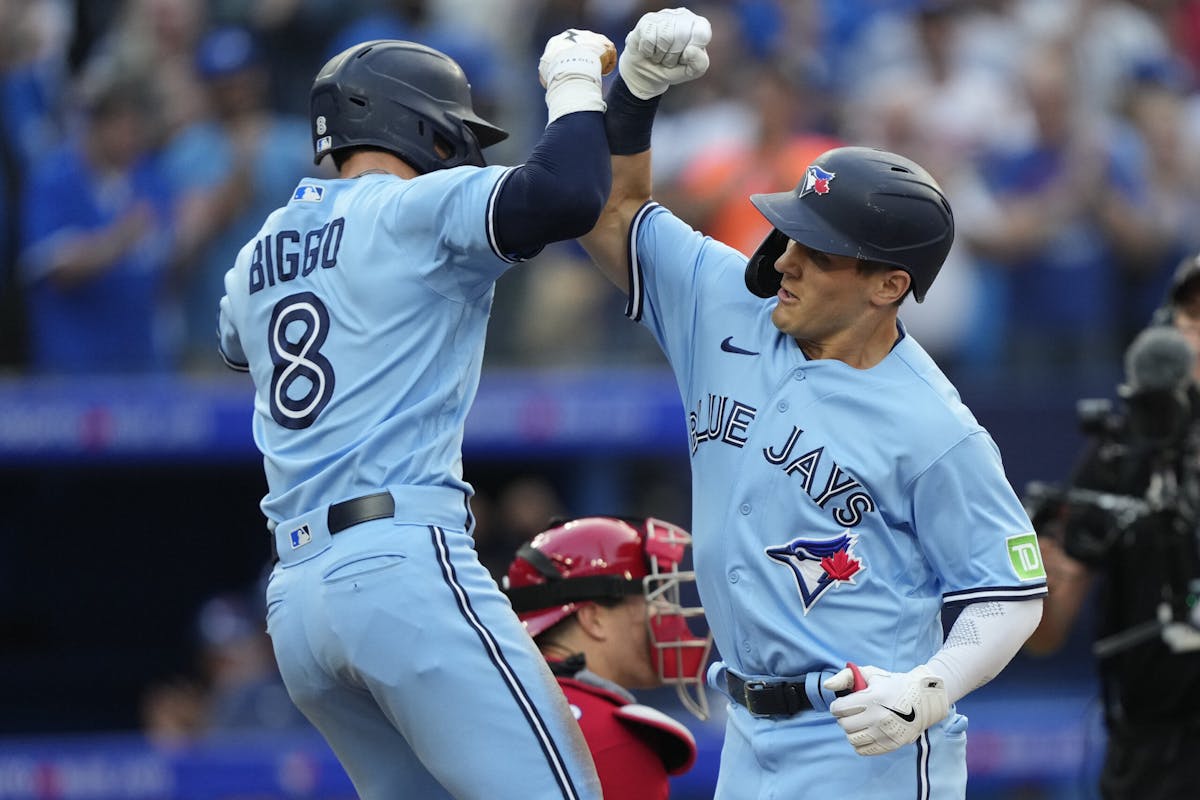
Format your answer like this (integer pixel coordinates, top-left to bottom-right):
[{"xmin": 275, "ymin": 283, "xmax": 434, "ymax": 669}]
[{"xmin": 775, "ymin": 239, "xmax": 803, "ymax": 275}]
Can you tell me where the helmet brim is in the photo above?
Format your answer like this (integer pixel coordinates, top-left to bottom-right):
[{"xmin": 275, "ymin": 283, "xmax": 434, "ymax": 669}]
[
  {"xmin": 749, "ymin": 190, "xmax": 861, "ymax": 262},
  {"xmin": 519, "ymin": 604, "xmax": 578, "ymax": 638},
  {"xmin": 464, "ymin": 116, "xmax": 508, "ymax": 148}
]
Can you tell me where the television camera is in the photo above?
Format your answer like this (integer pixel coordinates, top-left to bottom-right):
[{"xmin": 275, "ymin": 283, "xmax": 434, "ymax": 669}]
[{"xmin": 1023, "ymin": 327, "xmax": 1200, "ymax": 656}]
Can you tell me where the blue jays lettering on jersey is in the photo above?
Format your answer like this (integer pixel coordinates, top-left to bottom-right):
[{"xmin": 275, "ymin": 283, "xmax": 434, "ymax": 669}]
[
  {"xmin": 218, "ymin": 166, "xmax": 520, "ymax": 523},
  {"xmin": 622, "ymin": 203, "xmax": 1046, "ymax": 680}
]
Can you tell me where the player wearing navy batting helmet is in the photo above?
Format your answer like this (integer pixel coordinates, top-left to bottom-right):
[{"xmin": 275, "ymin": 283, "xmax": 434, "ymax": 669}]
[
  {"xmin": 309, "ymin": 40, "xmax": 508, "ymax": 174},
  {"xmin": 217, "ymin": 33, "xmax": 621, "ymax": 799},
  {"xmin": 743, "ymin": 146, "xmax": 954, "ymax": 304},
  {"xmin": 579, "ymin": 8, "xmax": 1046, "ymax": 799}
]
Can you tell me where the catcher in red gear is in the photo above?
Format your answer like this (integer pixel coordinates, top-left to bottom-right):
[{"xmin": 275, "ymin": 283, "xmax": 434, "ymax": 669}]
[{"xmin": 504, "ymin": 516, "xmax": 712, "ymax": 799}]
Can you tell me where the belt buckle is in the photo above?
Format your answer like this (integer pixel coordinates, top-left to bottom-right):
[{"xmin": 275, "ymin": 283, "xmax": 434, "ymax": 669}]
[{"xmin": 741, "ymin": 679, "xmax": 773, "ymax": 717}]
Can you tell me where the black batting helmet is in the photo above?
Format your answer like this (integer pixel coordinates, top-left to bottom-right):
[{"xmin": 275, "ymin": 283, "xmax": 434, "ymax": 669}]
[
  {"xmin": 744, "ymin": 146, "xmax": 954, "ymax": 303},
  {"xmin": 310, "ymin": 40, "xmax": 508, "ymax": 173},
  {"xmin": 1150, "ymin": 251, "xmax": 1200, "ymax": 326},
  {"xmin": 1168, "ymin": 252, "xmax": 1200, "ymax": 309}
]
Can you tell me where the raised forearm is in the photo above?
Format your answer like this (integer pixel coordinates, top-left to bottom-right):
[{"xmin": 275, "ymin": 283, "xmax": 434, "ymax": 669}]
[
  {"xmin": 579, "ymin": 9, "xmax": 711, "ymax": 295},
  {"xmin": 48, "ymin": 207, "xmax": 150, "ymax": 288},
  {"xmin": 580, "ymin": 149, "xmax": 652, "ymax": 294}
]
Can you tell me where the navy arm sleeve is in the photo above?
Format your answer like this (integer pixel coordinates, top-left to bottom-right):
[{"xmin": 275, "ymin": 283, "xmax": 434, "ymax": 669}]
[{"xmin": 493, "ymin": 110, "xmax": 610, "ymax": 257}]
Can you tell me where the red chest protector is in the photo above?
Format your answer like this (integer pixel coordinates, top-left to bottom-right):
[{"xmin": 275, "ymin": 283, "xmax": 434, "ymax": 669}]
[{"xmin": 557, "ymin": 675, "xmax": 697, "ymax": 800}]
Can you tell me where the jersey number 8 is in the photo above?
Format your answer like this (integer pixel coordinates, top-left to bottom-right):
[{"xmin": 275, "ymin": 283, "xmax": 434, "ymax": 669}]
[{"xmin": 268, "ymin": 292, "xmax": 335, "ymax": 429}]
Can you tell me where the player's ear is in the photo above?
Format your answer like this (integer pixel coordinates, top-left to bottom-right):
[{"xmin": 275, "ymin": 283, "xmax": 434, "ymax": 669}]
[
  {"xmin": 573, "ymin": 602, "xmax": 608, "ymax": 640},
  {"xmin": 873, "ymin": 269, "xmax": 911, "ymax": 306}
]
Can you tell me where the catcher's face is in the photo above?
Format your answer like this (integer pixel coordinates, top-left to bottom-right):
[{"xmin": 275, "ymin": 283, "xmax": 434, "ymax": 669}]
[{"xmin": 603, "ymin": 595, "xmax": 662, "ymax": 690}]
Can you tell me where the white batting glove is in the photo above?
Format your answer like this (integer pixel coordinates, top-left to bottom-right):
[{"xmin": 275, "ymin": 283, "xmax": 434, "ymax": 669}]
[
  {"xmin": 619, "ymin": 7, "xmax": 712, "ymax": 100},
  {"xmin": 824, "ymin": 664, "xmax": 950, "ymax": 756},
  {"xmin": 538, "ymin": 29, "xmax": 615, "ymax": 123}
]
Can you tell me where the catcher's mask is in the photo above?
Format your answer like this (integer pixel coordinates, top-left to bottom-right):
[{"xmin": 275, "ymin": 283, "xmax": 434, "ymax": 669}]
[{"xmin": 503, "ymin": 516, "xmax": 712, "ymax": 719}]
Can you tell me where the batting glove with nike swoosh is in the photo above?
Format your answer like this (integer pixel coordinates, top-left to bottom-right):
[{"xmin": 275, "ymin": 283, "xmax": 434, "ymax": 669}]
[
  {"xmin": 619, "ymin": 7, "xmax": 712, "ymax": 100},
  {"xmin": 824, "ymin": 664, "xmax": 950, "ymax": 756}
]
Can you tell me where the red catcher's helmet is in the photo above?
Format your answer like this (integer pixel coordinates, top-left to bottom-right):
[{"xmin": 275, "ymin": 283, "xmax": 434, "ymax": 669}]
[{"xmin": 503, "ymin": 517, "xmax": 713, "ymax": 719}]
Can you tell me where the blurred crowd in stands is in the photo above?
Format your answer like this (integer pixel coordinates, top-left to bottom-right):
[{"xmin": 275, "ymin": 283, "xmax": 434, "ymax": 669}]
[{"xmin": 4, "ymin": 0, "xmax": 1200, "ymax": 385}]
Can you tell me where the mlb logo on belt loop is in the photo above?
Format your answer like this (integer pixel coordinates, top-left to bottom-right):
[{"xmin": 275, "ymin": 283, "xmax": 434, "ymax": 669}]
[{"xmin": 290, "ymin": 524, "xmax": 313, "ymax": 550}]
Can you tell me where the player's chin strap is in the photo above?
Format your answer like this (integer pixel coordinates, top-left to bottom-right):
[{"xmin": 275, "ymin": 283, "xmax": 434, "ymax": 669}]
[{"xmin": 505, "ymin": 542, "xmax": 644, "ymax": 611}]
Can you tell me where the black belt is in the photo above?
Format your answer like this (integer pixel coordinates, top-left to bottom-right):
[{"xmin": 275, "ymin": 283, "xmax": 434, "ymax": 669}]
[
  {"xmin": 726, "ymin": 671, "xmax": 850, "ymax": 717},
  {"xmin": 270, "ymin": 492, "xmax": 396, "ymax": 563}
]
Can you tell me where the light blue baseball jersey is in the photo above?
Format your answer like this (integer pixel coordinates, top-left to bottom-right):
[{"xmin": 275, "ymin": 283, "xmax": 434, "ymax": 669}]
[
  {"xmin": 624, "ymin": 203, "xmax": 1047, "ymax": 679},
  {"xmin": 625, "ymin": 203, "xmax": 1045, "ymax": 798},
  {"xmin": 218, "ymin": 167, "xmax": 601, "ymax": 799},
  {"xmin": 218, "ymin": 167, "xmax": 518, "ymax": 522}
]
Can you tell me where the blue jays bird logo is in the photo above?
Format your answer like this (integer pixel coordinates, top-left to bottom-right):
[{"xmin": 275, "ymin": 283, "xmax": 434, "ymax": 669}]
[
  {"xmin": 798, "ymin": 165, "xmax": 835, "ymax": 198},
  {"xmin": 766, "ymin": 532, "xmax": 864, "ymax": 614}
]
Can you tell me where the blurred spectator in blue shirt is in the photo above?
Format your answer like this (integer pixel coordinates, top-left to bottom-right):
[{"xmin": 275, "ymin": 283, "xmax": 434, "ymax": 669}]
[
  {"xmin": 208, "ymin": 0, "xmax": 374, "ymax": 115},
  {"xmin": 967, "ymin": 44, "xmax": 1130, "ymax": 384},
  {"xmin": 19, "ymin": 67, "xmax": 175, "ymax": 374},
  {"xmin": 1097, "ymin": 58, "xmax": 1200, "ymax": 340},
  {"xmin": 79, "ymin": 0, "xmax": 210, "ymax": 140},
  {"xmin": 160, "ymin": 26, "xmax": 314, "ymax": 371},
  {"xmin": 0, "ymin": 0, "xmax": 70, "ymax": 369}
]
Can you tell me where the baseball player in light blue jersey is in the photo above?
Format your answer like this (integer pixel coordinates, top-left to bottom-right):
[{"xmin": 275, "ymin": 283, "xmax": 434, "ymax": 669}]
[
  {"xmin": 216, "ymin": 34, "xmax": 618, "ymax": 799},
  {"xmin": 580, "ymin": 9, "xmax": 1047, "ymax": 798}
]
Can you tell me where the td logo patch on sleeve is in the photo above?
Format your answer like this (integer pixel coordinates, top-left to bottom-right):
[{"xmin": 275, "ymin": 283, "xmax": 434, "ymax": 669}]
[{"xmin": 1006, "ymin": 533, "xmax": 1046, "ymax": 581}]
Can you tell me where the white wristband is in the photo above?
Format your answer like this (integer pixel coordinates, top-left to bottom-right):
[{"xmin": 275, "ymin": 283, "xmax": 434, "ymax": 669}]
[
  {"xmin": 545, "ymin": 75, "xmax": 605, "ymax": 124},
  {"xmin": 543, "ymin": 46, "xmax": 605, "ymax": 124}
]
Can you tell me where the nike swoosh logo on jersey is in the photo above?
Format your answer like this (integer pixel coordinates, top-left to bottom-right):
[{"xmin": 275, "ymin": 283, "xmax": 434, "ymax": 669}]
[
  {"xmin": 720, "ymin": 336, "xmax": 759, "ymax": 356},
  {"xmin": 883, "ymin": 705, "xmax": 917, "ymax": 723}
]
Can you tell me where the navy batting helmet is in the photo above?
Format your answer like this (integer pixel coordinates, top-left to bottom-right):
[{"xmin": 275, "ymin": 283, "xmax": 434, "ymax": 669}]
[
  {"xmin": 744, "ymin": 146, "xmax": 954, "ymax": 303},
  {"xmin": 310, "ymin": 40, "xmax": 508, "ymax": 173}
]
